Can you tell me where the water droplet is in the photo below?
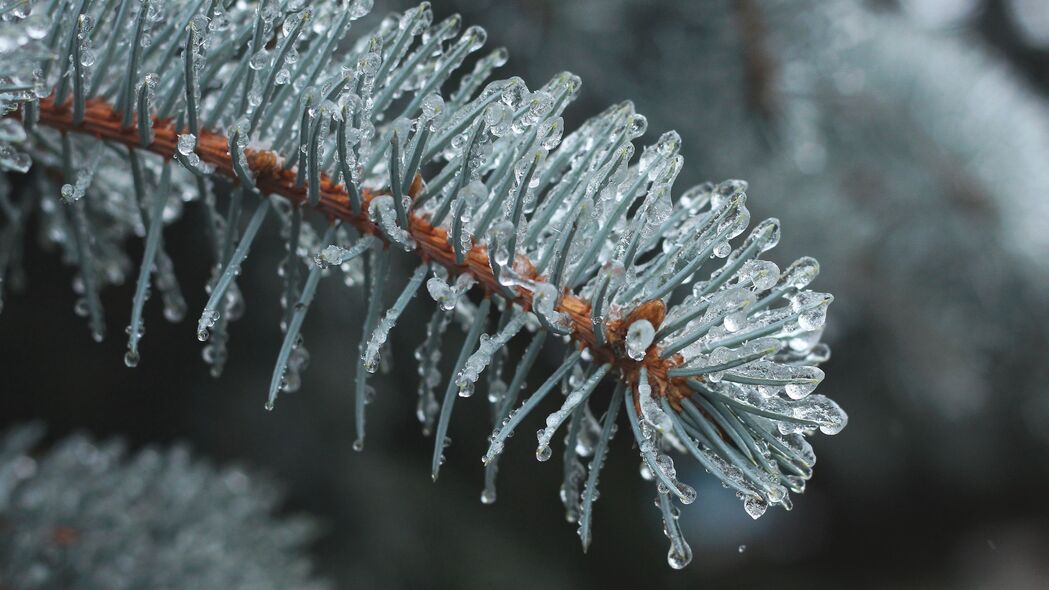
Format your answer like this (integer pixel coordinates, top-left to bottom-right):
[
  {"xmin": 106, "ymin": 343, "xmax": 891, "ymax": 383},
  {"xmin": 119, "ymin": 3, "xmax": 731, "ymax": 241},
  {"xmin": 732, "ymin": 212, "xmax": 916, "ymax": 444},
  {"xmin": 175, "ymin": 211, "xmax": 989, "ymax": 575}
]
[
  {"xmin": 536, "ymin": 445, "xmax": 552, "ymax": 462},
  {"xmin": 668, "ymin": 545, "xmax": 692, "ymax": 569},
  {"xmin": 79, "ymin": 48, "xmax": 96, "ymax": 67},
  {"xmin": 421, "ymin": 93, "xmax": 444, "ymax": 121},
  {"xmin": 60, "ymin": 184, "xmax": 77, "ymax": 202},
  {"xmin": 744, "ymin": 495, "xmax": 768, "ymax": 519},
  {"xmin": 249, "ymin": 49, "xmax": 269, "ymax": 70},
  {"xmin": 629, "ymin": 113, "xmax": 648, "ymax": 138},
  {"xmin": 177, "ymin": 134, "xmax": 196, "ymax": 156},
  {"xmin": 464, "ymin": 25, "xmax": 486, "ymax": 51},
  {"xmin": 625, "ymin": 319, "xmax": 654, "ymax": 361},
  {"xmin": 348, "ymin": 0, "xmax": 373, "ymax": 19}
]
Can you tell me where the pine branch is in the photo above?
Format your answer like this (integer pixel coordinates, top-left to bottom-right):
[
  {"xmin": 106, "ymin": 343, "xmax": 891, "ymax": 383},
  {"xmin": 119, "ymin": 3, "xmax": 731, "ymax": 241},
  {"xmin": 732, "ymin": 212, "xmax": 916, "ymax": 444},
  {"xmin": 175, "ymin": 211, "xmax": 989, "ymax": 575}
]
[
  {"xmin": 0, "ymin": 1, "xmax": 848, "ymax": 568},
  {"xmin": 30, "ymin": 94, "xmax": 697, "ymax": 396}
]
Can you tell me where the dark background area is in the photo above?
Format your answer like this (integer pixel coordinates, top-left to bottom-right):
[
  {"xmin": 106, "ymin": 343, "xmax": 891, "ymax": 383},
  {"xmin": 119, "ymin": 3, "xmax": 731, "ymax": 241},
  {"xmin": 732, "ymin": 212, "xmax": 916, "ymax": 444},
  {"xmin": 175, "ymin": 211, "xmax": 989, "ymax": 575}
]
[{"xmin": 4, "ymin": 0, "xmax": 1049, "ymax": 588}]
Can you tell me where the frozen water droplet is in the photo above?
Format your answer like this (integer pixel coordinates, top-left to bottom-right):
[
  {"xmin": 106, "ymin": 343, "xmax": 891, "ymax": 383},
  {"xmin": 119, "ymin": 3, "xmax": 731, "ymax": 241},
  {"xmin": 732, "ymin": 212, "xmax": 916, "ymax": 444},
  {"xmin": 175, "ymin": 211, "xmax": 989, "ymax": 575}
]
[
  {"xmin": 744, "ymin": 495, "xmax": 768, "ymax": 519},
  {"xmin": 629, "ymin": 113, "xmax": 648, "ymax": 138},
  {"xmin": 536, "ymin": 445, "xmax": 552, "ymax": 462},
  {"xmin": 531, "ymin": 282, "xmax": 572, "ymax": 332},
  {"xmin": 723, "ymin": 312, "xmax": 745, "ymax": 332},
  {"xmin": 357, "ymin": 51, "xmax": 380, "ymax": 77},
  {"xmin": 483, "ymin": 102, "xmax": 512, "ymax": 137},
  {"xmin": 177, "ymin": 134, "xmax": 196, "ymax": 156},
  {"xmin": 678, "ymin": 483, "xmax": 697, "ymax": 505},
  {"xmin": 784, "ymin": 367, "xmax": 824, "ymax": 400},
  {"xmin": 457, "ymin": 381, "xmax": 474, "ymax": 398},
  {"xmin": 198, "ymin": 309, "xmax": 220, "ymax": 330},
  {"xmin": 78, "ymin": 14, "xmax": 94, "ymax": 35},
  {"xmin": 668, "ymin": 547, "xmax": 692, "ymax": 569},
  {"xmin": 315, "ymin": 244, "xmax": 350, "ymax": 268},
  {"xmin": 249, "ymin": 49, "xmax": 269, "ymax": 70},
  {"xmin": 783, "ymin": 257, "xmax": 820, "ymax": 289},
  {"xmin": 742, "ymin": 260, "xmax": 780, "ymax": 291},
  {"xmin": 465, "ymin": 25, "xmax": 487, "ymax": 51},
  {"xmin": 625, "ymin": 319, "xmax": 654, "ymax": 361},
  {"xmin": 124, "ymin": 350, "xmax": 140, "ymax": 367},
  {"xmin": 640, "ymin": 462, "xmax": 654, "ymax": 481},
  {"xmin": 638, "ymin": 372, "xmax": 673, "ymax": 434},
  {"xmin": 792, "ymin": 292, "xmax": 832, "ymax": 331},
  {"xmin": 348, "ymin": 0, "xmax": 373, "ymax": 19},
  {"xmin": 420, "ymin": 93, "xmax": 444, "ymax": 121},
  {"xmin": 79, "ymin": 48, "xmax": 96, "ymax": 67}
]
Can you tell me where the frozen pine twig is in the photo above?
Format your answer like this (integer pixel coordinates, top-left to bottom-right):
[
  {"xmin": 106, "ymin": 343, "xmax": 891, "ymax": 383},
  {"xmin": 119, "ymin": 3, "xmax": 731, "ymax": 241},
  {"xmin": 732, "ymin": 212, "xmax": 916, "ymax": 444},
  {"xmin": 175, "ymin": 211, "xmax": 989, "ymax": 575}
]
[{"xmin": 0, "ymin": 0, "xmax": 846, "ymax": 568}]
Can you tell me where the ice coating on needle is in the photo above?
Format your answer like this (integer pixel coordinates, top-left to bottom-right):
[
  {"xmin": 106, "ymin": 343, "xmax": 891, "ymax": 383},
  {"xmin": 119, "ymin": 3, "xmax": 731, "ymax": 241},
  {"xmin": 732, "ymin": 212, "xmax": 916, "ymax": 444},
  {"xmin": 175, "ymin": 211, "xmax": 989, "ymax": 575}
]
[
  {"xmin": 427, "ymin": 270, "xmax": 475, "ymax": 311},
  {"xmin": 362, "ymin": 264, "xmax": 428, "ymax": 373},
  {"xmin": 455, "ymin": 309, "xmax": 529, "ymax": 397},
  {"xmin": 535, "ymin": 364, "xmax": 611, "ymax": 461}
]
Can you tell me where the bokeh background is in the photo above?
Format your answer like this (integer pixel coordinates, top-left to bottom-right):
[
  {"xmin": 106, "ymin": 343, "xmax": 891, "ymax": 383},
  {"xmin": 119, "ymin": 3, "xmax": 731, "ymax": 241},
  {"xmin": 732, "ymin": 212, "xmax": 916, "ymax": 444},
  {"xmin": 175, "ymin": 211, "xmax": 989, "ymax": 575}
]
[{"xmin": 3, "ymin": 0, "xmax": 1049, "ymax": 587}]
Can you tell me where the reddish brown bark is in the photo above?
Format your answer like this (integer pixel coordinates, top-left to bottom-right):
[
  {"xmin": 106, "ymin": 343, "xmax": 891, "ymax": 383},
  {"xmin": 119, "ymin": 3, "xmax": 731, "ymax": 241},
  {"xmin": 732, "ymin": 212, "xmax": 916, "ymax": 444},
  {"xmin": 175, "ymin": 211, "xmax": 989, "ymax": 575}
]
[{"xmin": 29, "ymin": 96, "xmax": 692, "ymax": 404}]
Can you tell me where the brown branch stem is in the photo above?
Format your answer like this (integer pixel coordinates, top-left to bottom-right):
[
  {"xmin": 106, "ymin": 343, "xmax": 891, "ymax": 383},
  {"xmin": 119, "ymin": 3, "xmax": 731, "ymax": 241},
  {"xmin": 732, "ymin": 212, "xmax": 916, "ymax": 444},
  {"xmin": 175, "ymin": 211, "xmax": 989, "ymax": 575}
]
[{"xmin": 27, "ymin": 96, "xmax": 692, "ymax": 408}]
